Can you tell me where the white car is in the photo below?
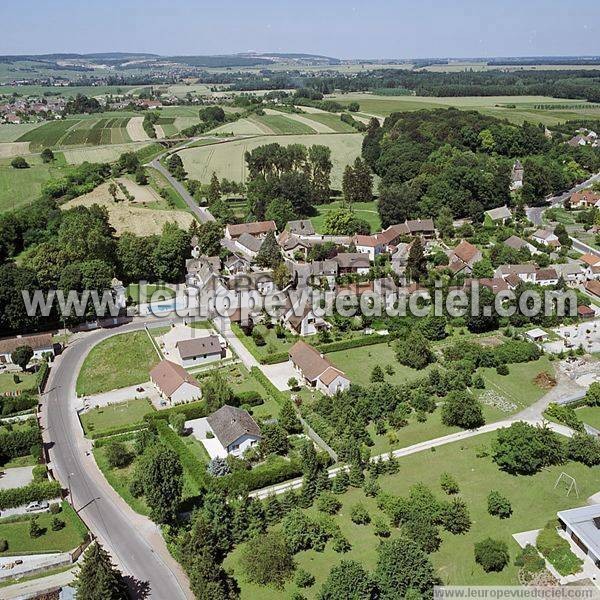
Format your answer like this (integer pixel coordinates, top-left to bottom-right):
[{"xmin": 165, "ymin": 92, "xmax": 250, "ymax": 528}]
[{"xmin": 25, "ymin": 501, "xmax": 49, "ymax": 513}]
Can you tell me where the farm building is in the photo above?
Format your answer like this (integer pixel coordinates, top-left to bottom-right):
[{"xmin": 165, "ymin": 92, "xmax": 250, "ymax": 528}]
[
  {"xmin": 224, "ymin": 221, "xmax": 276, "ymax": 240},
  {"xmin": 289, "ymin": 340, "xmax": 350, "ymax": 397},
  {"xmin": 149, "ymin": 360, "xmax": 202, "ymax": 405}
]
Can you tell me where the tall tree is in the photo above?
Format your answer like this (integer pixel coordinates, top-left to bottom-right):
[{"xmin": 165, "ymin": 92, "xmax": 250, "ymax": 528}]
[
  {"xmin": 73, "ymin": 542, "xmax": 128, "ymax": 600},
  {"xmin": 256, "ymin": 231, "xmax": 282, "ymax": 269},
  {"xmin": 406, "ymin": 238, "xmax": 427, "ymax": 283},
  {"xmin": 207, "ymin": 172, "xmax": 222, "ymax": 205}
]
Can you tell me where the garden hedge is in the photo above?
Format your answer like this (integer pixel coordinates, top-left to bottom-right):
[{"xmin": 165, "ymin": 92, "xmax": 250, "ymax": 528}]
[
  {"xmin": 88, "ymin": 422, "xmax": 148, "ymax": 440},
  {"xmin": 143, "ymin": 400, "xmax": 207, "ymax": 423},
  {"xmin": 0, "ymin": 480, "xmax": 62, "ymax": 510},
  {"xmin": 250, "ymin": 367, "xmax": 286, "ymax": 405}
]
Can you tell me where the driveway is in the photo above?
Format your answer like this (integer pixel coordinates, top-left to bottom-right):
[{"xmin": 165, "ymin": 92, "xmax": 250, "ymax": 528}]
[
  {"xmin": 261, "ymin": 361, "xmax": 296, "ymax": 391},
  {"xmin": 0, "ymin": 466, "xmax": 34, "ymax": 490}
]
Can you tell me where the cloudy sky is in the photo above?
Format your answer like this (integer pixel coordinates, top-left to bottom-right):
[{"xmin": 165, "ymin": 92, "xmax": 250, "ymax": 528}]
[{"xmin": 2, "ymin": 0, "xmax": 599, "ymax": 59}]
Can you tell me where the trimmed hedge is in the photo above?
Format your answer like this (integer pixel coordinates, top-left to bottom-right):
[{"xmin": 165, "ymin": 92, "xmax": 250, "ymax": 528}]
[
  {"xmin": 250, "ymin": 367, "xmax": 286, "ymax": 405},
  {"xmin": 94, "ymin": 430, "xmax": 142, "ymax": 448},
  {"xmin": 143, "ymin": 401, "xmax": 207, "ymax": 423},
  {"xmin": 155, "ymin": 420, "xmax": 208, "ymax": 490},
  {"xmin": 0, "ymin": 394, "xmax": 38, "ymax": 417},
  {"xmin": 88, "ymin": 423, "xmax": 148, "ymax": 440},
  {"xmin": 36, "ymin": 360, "xmax": 50, "ymax": 392},
  {"xmin": 0, "ymin": 427, "xmax": 42, "ymax": 460},
  {"xmin": 234, "ymin": 391, "xmax": 264, "ymax": 407},
  {"xmin": 0, "ymin": 480, "xmax": 62, "ymax": 510},
  {"xmin": 216, "ymin": 458, "xmax": 302, "ymax": 494},
  {"xmin": 262, "ymin": 352, "xmax": 289, "ymax": 365}
]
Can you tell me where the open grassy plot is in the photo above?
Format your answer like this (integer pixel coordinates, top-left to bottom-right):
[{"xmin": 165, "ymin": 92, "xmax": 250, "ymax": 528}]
[
  {"xmin": 331, "ymin": 93, "xmax": 600, "ymax": 126},
  {"xmin": 0, "ymin": 371, "xmax": 37, "ymax": 394},
  {"xmin": 252, "ymin": 114, "xmax": 316, "ymax": 135},
  {"xmin": 80, "ymin": 398, "xmax": 154, "ymax": 436},
  {"xmin": 576, "ymin": 406, "xmax": 600, "ymax": 430},
  {"xmin": 178, "ymin": 133, "xmax": 363, "ymax": 188},
  {"xmin": 225, "ymin": 432, "xmax": 600, "ymax": 597},
  {"xmin": 17, "ymin": 119, "xmax": 79, "ymax": 148},
  {"xmin": 0, "ymin": 123, "xmax": 45, "ymax": 143},
  {"xmin": 0, "ymin": 154, "xmax": 69, "ymax": 212},
  {"xmin": 312, "ymin": 200, "xmax": 381, "ymax": 233},
  {"xmin": 301, "ymin": 112, "xmax": 356, "ymax": 133},
  {"xmin": 76, "ymin": 330, "xmax": 159, "ymax": 395},
  {"xmin": 475, "ymin": 356, "xmax": 554, "ymax": 421},
  {"xmin": 231, "ymin": 323, "xmax": 305, "ymax": 362},
  {"xmin": 126, "ymin": 283, "xmax": 176, "ymax": 304},
  {"xmin": 0, "ymin": 503, "xmax": 87, "ymax": 556},
  {"xmin": 327, "ymin": 341, "xmax": 430, "ymax": 386},
  {"xmin": 62, "ymin": 141, "xmax": 153, "ymax": 164}
]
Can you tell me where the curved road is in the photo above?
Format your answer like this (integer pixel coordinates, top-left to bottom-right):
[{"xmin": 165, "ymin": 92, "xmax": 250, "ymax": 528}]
[{"xmin": 41, "ymin": 319, "xmax": 193, "ymax": 599}]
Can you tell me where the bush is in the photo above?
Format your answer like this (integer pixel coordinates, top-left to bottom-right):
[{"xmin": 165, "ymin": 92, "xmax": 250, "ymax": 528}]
[
  {"xmin": 0, "ymin": 426, "xmax": 42, "ymax": 461},
  {"xmin": 49, "ymin": 502, "xmax": 61, "ymax": 514},
  {"xmin": 440, "ymin": 472, "xmax": 459, "ymax": 495},
  {"xmin": 234, "ymin": 391, "xmax": 264, "ymax": 407},
  {"xmin": 105, "ymin": 441, "xmax": 133, "ymax": 469},
  {"xmin": 316, "ymin": 492, "xmax": 342, "ymax": 515},
  {"xmin": 515, "ymin": 544, "xmax": 545, "ymax": 578},
  {"xmin": 32, "ymin": 464, "xmax": 48, "ymax": 483},
  {"xmin": 474, "ymin": 538, "xmax": 510, "ymax": 572},
  {"xmin": 0, "ymin": 539, "xmax": 7, "ymax": 552},
  {"xmin": 29, "ymin": 517, "xmax": 43, "ymax": 538},
  {"xmin": 536, "ymin": 520, "xmax": 583, "ymax": 576},
  {"xmin": 567, "ymin": 433, "xmax": 600, "ymax": 466},
  {"xmin": 545, "ymin": 403, "xmax": 584, "ymax": 432},
  {"xmin": 144, "ymin": 401, "xmax": 207, "ymax": 423},
  {"xmin": 295, "ymin": 569, "xmax": 315, "ymax": 588},
  {"xmin": 250, "ymin": 367, "xmax": 286, "ymax": 405},
  {"xmin": 487, "ymin": 490, "xmax": 512, "ymax": 519},
  {"xmin": 11, "ymin": 156, "xmax": 29, "ymax": 169},
  {"xmin": 169, "ymin": 412, "xmax": 186, "ymax": 436},
  {"xmin": 496, "ymin": 364, "xmax": 509, "ymax": 376},
  {"xmin": 51, "ymin": 517, "xmax": 65, "ymax": 531},
  {"xmin": 373, "ymin": 515, "xmax": 391, "ymax": 538},
  {"xmin": 441, "ymin": 391, "xmax": 485, "ymax": 429},
  {"xmin": 350, "ymin": 503, "xmax": 371, "ymax": 525}
]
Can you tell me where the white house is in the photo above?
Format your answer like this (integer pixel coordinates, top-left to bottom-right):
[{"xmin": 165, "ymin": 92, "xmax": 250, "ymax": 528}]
[
  {"xmin": 283, "ymin": 302, "xmax": 329, "ymax": 337},
  {"xmin": 235, "ymin": 233, "xmax": 263, "ymax": 259},
  {"xmin": 289, "ymin": 340, "xmax": 350, "ymax": 397},
  {"xmin": 335, "ymin": 252, "xmax": 370, "ymax": 274},
  {"xmin": 0, "ymin": 333, "xmax": 56, "ymax": 365},
  {"xmin": 532, "ymin": 229, "xmax": 560, "ymax": 247},
  {"xmin": 352, "ymin": 235, "xmax": 384, "ymax": 261},
  {"xmin": 176, "ymin": 335, "xmax": 225, "ymax": 368},
  {"xmin": 485, "ymin": 205, "xmax": 512, "ymax": 225},
  {"xmin": 149, "ymin": 360, "xmax": 202, "ymax": 405},
  {"xmin": 526, "ymin": 328, "xmax": 549, "ymax": 343},
  {"xmin": 187, "ymin": 405, "xmax": 261, "ymax": 459}
]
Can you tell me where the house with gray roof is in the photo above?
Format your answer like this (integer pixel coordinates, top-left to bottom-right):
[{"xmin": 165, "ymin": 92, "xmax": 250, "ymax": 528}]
[
  {"xmin": 558, "ymin": 505, "xmax": 600, "ymax": 568},
  {"xmin": 176, "ymin": 335, "xmax": 225, "ymax": 368},
  {"xmin": 206, "ymin": 405, "xmax": 261, "ymax": 457}
]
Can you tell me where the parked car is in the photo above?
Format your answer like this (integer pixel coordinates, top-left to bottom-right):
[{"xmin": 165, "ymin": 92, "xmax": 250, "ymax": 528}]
[{"xmin": 26, "ymin": 501, "xmax": 49, "ymax": 512}]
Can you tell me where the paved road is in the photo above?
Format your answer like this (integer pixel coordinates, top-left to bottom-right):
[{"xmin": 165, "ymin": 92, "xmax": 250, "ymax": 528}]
[
  {"xmin": 571, "ymin": 236, "xmax": 600, "ymax": 258},
  {"xmin": 149, "ymin": 158, "xmax": 214, "ymax": 223},
  {"xmin": 41, "ymin": 319, "xmax": 194, "ymax": 600}
]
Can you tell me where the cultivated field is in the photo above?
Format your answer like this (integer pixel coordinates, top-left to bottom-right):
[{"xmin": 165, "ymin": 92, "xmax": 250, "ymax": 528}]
[
  {"xmin": 264, "ymin": 108, "xmax": 332, "ymax": 133},
  {"xmin": 210, "ymin": 118, "xmax": 267, "ymax": 135},
  {"xmin": 0, "ymin": 122, "xmax": 44, "ymax": 142},
  {"xmin": 330, "ymin": 92, "xmax": 600, "ymax": 126},
  {"xmin": 178, "ymin": 133, "xmax": 363, "ymax": 187},
  {"xmin": 61, "ymin": 141, "xmax": 152, "ymax": 164},
  {"xmin": 0, "ymin": 141, "xmax": 31, "ymax": 158},
  {"xmin": 126, "ymin": 116, "xmax": 151, "ymax": 141},
  {"xmin": 62, "ymin": 177, "xmax": 193, "ymax": 235},
  {"xmin": 17, "ymin": 117, "xmax": 132, "ymax": 149}
]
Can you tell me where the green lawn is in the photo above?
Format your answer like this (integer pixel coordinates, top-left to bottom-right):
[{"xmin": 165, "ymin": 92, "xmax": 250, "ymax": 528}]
[
  {"xmin": 225, "ymin": 432, "xmax": 600, "ymax": 598},
  {"xmin": 231, "ymin": 323, "xmax": 304, "ymax": 362},
  {"xmin": 0, "ymin": 371, "xmax": 37, "ymax": 394},
  {"xmin": 0, "ymin": 502, "xmax": 87, "ymax": 556},
  {"xmin": 76, "ymin": 330, "xmax": 160, "ymax": 395},
  {"xmin": 327, "ymin": 342, "xmax": 430, "ymax": 386},
  {"xmin": 182, "ymin": 435, "xmax": 210, "ymax": 464},
  {"xmin": 475, "ymin": 356, "xmax": 555, "ymax": 421},
  {"xmin": 576, "ymin": 406, "xmax": 600, "ymax": 430},
  {"xmin": 80, "ymin": 398, "xmax": 154, "ymax": 436},
  {"xmin": 311, "ymin": 200, "xmax": 381, "ymax": 234},
  {"xmin": 254, "ymin": 114, "xmax": 315, "ymax": 135},
  {"xmin": 126, "ymin": 283, "xmax": 176, "ymax": 304}
]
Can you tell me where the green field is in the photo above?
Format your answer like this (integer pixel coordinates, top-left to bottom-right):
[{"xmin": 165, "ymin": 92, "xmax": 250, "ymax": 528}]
[
  {"xmin": 0, "ymin": 502, "xmax": 87, "ymax": 556},
  {"xmin": 0, "ymin": 154, "xmax": 68, "ymax": 212},
  {"xmin": 331, "ymin": 93, "xmax": 600, "ymax": 126},
  {"xmin": 0, "ymin": 85, "xmax": 134, "ymax": 96},
  {"xmin": 0, "ymin": 123, "xmax": 45, "ymax": 143},
  {"xmin": 76, "ymin": 330, "xmax": 160, "ymax": 395},
  {"xmin": 231, "ymin": 323, "xmax": 304, "ymax": 362},
  {"xmin": 576, "ymin": 406, "xmax": 600, "ymax": 430},
  {"xmin": 0, "ymin": 371, "xmax": 37, "ymax": 394},
  {"xmin": 18, "ymin": 117, "xmax": 132, "ymax": 150},
  {"xmin": 312, "ymin": 200, "xmax": 381, "ymax": 233},
  {"xmin": 301, "ymin": 113, "xmax": 356, "ymax": 133},
  {"xmin": 126, "ymin": 283, "xmax": 176, "ymax": 304},
  {"xmin": 327, "ymin": 342, "xmax": 430, "ymax": 387},
  {"xmin": 80, "ymin": 398, "xmax": 154, "ymax": 436},
  {"xmin": 253, "ymin": 114, "xmax": 315, "ymax": 135},
  {"xmin": 178, "ymin": 133, "xmax": 363, "ymax": 188},
  {"xmin": 225, "ymin": 432, "xmax": 600, "ymax": 597}
]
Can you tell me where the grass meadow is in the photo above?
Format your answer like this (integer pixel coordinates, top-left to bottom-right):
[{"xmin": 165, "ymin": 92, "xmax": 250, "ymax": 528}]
[{"xmin": 312, "ymin": 200, "xmax": 381, "ymax": 233}]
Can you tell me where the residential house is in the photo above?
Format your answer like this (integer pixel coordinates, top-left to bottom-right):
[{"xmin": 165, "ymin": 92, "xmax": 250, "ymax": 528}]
[
  {"xmin": 391, "ymin": 242, "xmax": 412, "ymax": 282},
  {"xmin": 292, "ymin": 260, "xmax": 338, "ymax": 289},
  {"xmin": 484, "ymin": 205, "xmax": 512, "ymax": 225},
  {"xmin": 577, "ymin": 305, "xmax": 596, "ymax": 320},
  {"xmin": 335, "ymin": 252, "xmax": 370, "ymax": 274},
  {"xmin": 176, "ymin": 335, "xmax": 225, "ymax": 368},
  {"xmin": 225, "ymin": 254, "xmax": 251, "ymax": 275},
  {"xmin": 235, "ymin": 233, "xmax": 263, "ymax": 259},
  {"xmin": 510, "ymin": 160, "xmax": 524, "ymax": 191},
  {"xmin": 289, "ymin": 341, "xmax": 350, "ymax": 397},
  {"xmin": 580, "ymin": 254, "xmax": 600, "ymax": 279},
  {"xmin": 0, "ymin": 333, "xmax": 57, "ymax": 365},
  {"xmin": 570, "ymin": 190, "xmax": 600, "ymax": 209},
  {"xmin": 534, "ymin": 267, "xmax": 559, "ymax": 287},
  {"xmin": 495, "ymin": 264, "xmax": 538, "ymax": 283},
  {"xmin": 279, "ymin": 233, "xmax": 311, "ymax": 261},
  {"xmin": 227, "ymin": 271, "xmax": 276, "ymax": 296},
  {"xmin": 464, "ymin": 278, "xmax": 509, "ymax": 294},
  {"xmin": 206, "ymin": 405, "xmax": 261, "ymax": 457},
  {"xmin": 447, "ymin": 240, "xmax": 483, "ymax": 275},
  {"xmin": 503, "ymin": 235, "xmax": 539, "ymax": 255},
  {"xmin": 353, "ymin": 235, "xmax": 384, "ymax": 261},
  {"xmin": 585, "ymin": 279, "xmax": 600, "ymax": 299},
  {"xmin": 531, "ymin": 229, "xmax": 560, "ymax": 248},
  {"xmin": 224, "ymin": 221, "xmax": 276, "ymax": 240},
  {"xmin": 282, "ymin": 301, "xmax": 328, "ymax": 337},
  {"xmin": 396, "ymin": 219, "xmax": 437, "ymax": 239},
  {"xmin": 525, "ymin": 328, "xmax": 549, "ymax": 343},
  {"xmin": 374, "ymin": 224, "xmax": 406, "ymax": 251},
  {"xmin": 150, "ymin": 360, "xmax": 202, "ymax": 405},
  {"xmin": 286, "ymin": 219, "xmax": 315, "ymax": 236},
  {"xmin": 551, "ymin": 263, "xmax": 586, "ymax": 285}
]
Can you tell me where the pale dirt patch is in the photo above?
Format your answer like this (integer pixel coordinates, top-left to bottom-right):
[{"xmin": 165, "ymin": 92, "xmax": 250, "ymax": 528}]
[
  {"xmin": 62, "ymin": 142, "xmax": 151, "ymax": 165},
  {"xmin": 126, "ymin": 116, "xmax": 151, "ymax": 142},
  {"xmin": 62, "ymin": 177, "xmax": 193, "ymax": 235},
  {"xmin": 0, "ymin": 141, "xmax": 31, "ymax": 158},
  {"xmin": 263, "ymin": 109, "xmax": 323, "ymax": 133},
  {"xmin": 154, "ymin": 125, "xmax": 166, "ymax": 140}
]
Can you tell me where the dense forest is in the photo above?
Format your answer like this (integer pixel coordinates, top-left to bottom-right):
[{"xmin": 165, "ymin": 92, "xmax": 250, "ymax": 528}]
[{"xmin": 361, "ymin": 109, "xmax": 600, "ymax": 226}]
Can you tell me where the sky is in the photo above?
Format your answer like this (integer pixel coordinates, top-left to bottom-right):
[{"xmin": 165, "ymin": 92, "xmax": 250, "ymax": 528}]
[{"xmin": 2, "ymin": 0, "xmax": 599, "ymax": 59}]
